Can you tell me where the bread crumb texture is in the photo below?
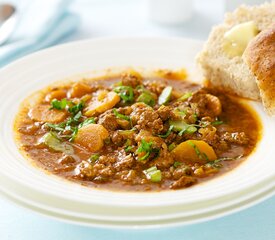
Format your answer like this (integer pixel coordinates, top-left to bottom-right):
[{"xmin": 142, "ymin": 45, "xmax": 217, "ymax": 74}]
[{"xmin": 196, "ymin": 2, "xmax": 275, "ymax": 102}]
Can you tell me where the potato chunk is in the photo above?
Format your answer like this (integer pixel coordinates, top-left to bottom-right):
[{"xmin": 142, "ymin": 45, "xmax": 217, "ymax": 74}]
[
  {"xmin": 28, "ymin": 105, "xmax": 67, "ymax": 123},
  {"xmin": 69, "ymin": 82, "xmax": 93, "ymax": 98},
  {"xmin": 74, "ymin": 124, "xmax": 109, "ymax": 152},
  {"xmin": 84, "ymin": 90, "xmax": 120, "ymax": 116},
  {"xmin": 172, "ymin": 140, "xmax": 217, "ymax": 164},
  {"xmin": 45, "ymin": 90, "xmax": 67, "ymax": 102}
]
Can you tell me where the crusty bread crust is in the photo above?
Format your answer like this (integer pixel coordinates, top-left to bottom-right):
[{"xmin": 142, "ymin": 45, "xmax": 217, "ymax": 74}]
[
  {"xmin": 197, "ymin": 2, "xmax": 275, "ymax": 101},
  {"xmin": 243, "ymin": 25, "xmax": 275, "ymax": 115}
]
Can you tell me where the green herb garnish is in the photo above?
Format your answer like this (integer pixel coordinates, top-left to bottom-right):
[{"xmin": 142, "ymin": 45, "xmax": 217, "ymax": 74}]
[
  {"xmin": 125, "ymin": 145, "xmax": 134, "ymax": 152},
  {"xmin": 50, "ymin": 98, "xmax": 68, "ymax": 110},
  {"xmin": 174, "ymin": 108, "xmax": 186, "ymax": 117},
  {"xmin": 68, "ymin": 102, "xmax": 84, "ymax": 115},
  {"xmin": 173, "ymin": 161, "xmax": 182, "ymax": 168},
  {"xmin": 47, "ymin": 98, "xmax": 90, "ymax": 141},
  {"xmin": 212, "ymin": 120, "xmax": 224, "ymax": 126},
  {"xmin": 178, "ymin": 92, "xmax": 192, "ymax": 101},
  {"xmin": 78, "ymin": 117, "xmax": 95, "ymax": 128},
  {"xmin": 158, "ymin": 125, "xmax": 174, "ymax": 138},
  {"xmin": 124, "ymin": 139, "xmax": 134, "ymax": 152},
  {"xmin": 46, "ymin": 122, "xmax": 65, "ymax": 132},
  {"xmin": 136, "ymin": 139, "xmax": 154, "ymax": 161},
  {"xmin": 187, "ymin": 141, "xmax": 209, "ymax": 162},
  {"xmin": 168, "ymin": 143, "xmax": 177, "ymax": 151},
  {"xmin": 206, "ymin": 155, "xmax": 243, "ymax": 168},
  {"xmin": 89, "ymin": 153, "xmax": 100, "ymax": 163},
  {"xmin": 50, "ymin": 99, "xmax": 84, "ymax": 115},
  {"xmin": 137, "ymin": 92, "xmax": 155, "ymax": 106},
  {"xmin": 113, "ymin": 108, "xmax": 130, "ymax": 121},
  {"xmin": 113, "ymin": 86, "xmax": 134, "ymax": 103}
]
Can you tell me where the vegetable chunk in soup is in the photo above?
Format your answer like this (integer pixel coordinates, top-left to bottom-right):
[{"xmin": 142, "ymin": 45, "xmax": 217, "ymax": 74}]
[{"xmin": 14, "ymin": 70, "xmax": 260, "ymax": 191}]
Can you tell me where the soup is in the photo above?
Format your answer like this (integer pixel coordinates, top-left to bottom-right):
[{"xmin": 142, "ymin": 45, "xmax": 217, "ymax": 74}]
[{"xmin": 14, "ymin": 70, "xmax": 261, "ymax": 191}]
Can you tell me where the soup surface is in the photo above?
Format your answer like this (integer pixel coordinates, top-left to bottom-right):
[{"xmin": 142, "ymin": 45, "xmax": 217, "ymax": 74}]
[{"xmin": 14, "ymin": 70, "xmax": 260, "ymax": 191}]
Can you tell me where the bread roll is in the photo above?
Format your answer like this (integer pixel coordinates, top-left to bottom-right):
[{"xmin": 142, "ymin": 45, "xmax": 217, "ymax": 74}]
[
  {"xmin": 197, "ymin": 2, "xmax": 275, "ymax": 101},
  {"xmin": 243, "ymin": 25, "xmax": 275, "ymax": 115}
]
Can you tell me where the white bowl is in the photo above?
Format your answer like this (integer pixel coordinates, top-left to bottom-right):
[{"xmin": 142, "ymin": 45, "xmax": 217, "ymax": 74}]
[{"xmin": 0, "ymin": 37, "xmax": 274, "ymax": 228}]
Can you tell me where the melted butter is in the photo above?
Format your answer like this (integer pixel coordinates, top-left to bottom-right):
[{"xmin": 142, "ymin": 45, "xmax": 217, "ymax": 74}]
[{"xmin": 223, "ymin": 21, "xmax": 259, "ymax": 57}]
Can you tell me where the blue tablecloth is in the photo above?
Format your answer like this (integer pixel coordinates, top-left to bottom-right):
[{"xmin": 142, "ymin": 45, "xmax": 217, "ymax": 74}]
[{"xmin": 0, "ymin": 196, "xmax": 274, "ymax": 239}]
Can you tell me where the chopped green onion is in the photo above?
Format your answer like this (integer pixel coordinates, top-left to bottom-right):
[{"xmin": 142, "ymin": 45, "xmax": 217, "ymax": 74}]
[
  {"xmin": 125, "ymin": 145, "xmax": 134, "ymax": 152},
  {"xmin": 174, "ymin": 109, "xmax": 186, "ymax": 117},
  {"xmin": 137, "ymin": 92, "xmax": 155, "ymax": 106},
  {"xmin": 40, "ymin": 132, "xmax": 74, "ymax": 155},
  {"xmin": 169, "ymin": 120, "xmax": 189, "ymax": 131},
  {"xmin": 143, "ymin": 166, "xmax": 162, "ymax": 183},
  {"xmin": 170, "ymin": 120, "xmax": 197, "ymax": 136},
  {"xmin": 178, "ymin": 92, "xmax": 192, "ymax": 101},
  {"xmin": 173, "ymin": 161, "xmax": 182, "ymax": 168},
  {"xmin": 89, "ymin": 153, "xmax": 100, "ymax": 163},
  {"xmin": 68, "ymin": 102, "xmax": 84, "ymax": 115},
  {"xmin": 158, "ymin": 86, "xmax": 172, "ymax": 105},
  {"xmin": 124, "ymin": 139, "xmax": 134, "ymax": 152},
  {"xmin": 113, "ymin": 108, "xmax": 130, "ymax": 121},
  {"xmin": 212, "ymin": 120, "xmax": 224, "ymax": 126},
  {"xmin": 113, "ymin": 86, "xmax": 134, "ymax": 103},
  {"xmin": 73, "ymin": 111, "xmax": 82, "ymax": 121},
  {"xmin": 69, "ymin": 128, "xmax": 78, "ymax": 142},
  {"xmin": 158, "ymin": 125, "xmax": 174, "ymax": 138},
  {"xmin": 168, "ymin": 143, "xmax": 177, "ymax": 151},
  {"xmin": 188, "ymin": 125, "xmax": 197, "ymax": 133}
]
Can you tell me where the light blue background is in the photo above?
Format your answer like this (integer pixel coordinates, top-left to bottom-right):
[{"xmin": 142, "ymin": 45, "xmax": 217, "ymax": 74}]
[
  {"xmin": 1, "ymin": 0, "xmax": 274, "ymax": 239},
  {"xmin": 1, "ymin": 196, "xmax": 274, "ymax": 240}
]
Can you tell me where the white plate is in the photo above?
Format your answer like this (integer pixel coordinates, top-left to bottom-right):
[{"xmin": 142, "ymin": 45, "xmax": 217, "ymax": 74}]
[{"xmin": 0, "ymin": 37, "xmax": 274, "ymax": 228}]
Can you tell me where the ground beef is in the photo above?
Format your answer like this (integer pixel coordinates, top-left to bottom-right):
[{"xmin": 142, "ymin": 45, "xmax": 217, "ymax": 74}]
[
  {"xmin": 149, "ymin": 153, "xmax": 174, "ymax": 169},
  {"xmin": 190, "ymin": 91, "xmax": 222, "ymax": 118},
  {"xmin": 118, "ymin": 106, "xmax": 133, "ymax": 115},
  {"xmin": 98, "ymin": 110, "xmax": 118, "ymax": 131},
  {"xmin": 170, "ymin": 176, "xmax": 197, "ymax": 189},
  {"xmin": 75, "ymin": 160, "xmax": 116, "ymax": 182},
  {"xmin": 144, "ymin": 81, "xmax": 166, "ymax": 96},
  {"xmin": 75, "ymin": 161, "xmax": 98, "ymax": 179},
  {"xmin": 119, "ymin": 170, "xmax": 138, "ymax": 183},
  {"xmin": 113, "ymin": 149, "xmax": 135, "ymax": 171},
  {"xmin": 130, "ymin": 103, "xmax": 151, "ymax": 123},
  {"xmin": 111, "ymin": 129, "xmax": 135, "ymax": 146},
  {"xmin": 137, "ymin": 111, "xmax": 163, "ymax": 134},
  {"xmin": 172, "ymin": 166, "xmax": 192, "ymax": 180},
  {"xmin": 198, "ymin": 125, "xmax": 219, "ymax": 146},
  {"xmin": 131, "ymin": 103, "xmax": 164, "ymax": 134},
  {"xmin": 221, "ymin": 132, "xmax": 249, "ymax": 145},
  {"xmin": 111, "ymin": 131, "xmax": 125, "ymax": 146},
  {"xmin": 156, "ymin": 105, "xmax": 173, "ymax": 121},
  {"xmin": 97, "ymin": 154, "xmax": 117, "ymax": 165},
  {"xmin": 121, "ymin": 73, "xmax": 142, "ymax": 88}
]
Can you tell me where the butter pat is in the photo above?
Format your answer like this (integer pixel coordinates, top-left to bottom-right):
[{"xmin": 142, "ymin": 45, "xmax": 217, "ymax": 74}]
[{"xmin": 223, "ymin": 21, "xmax": 258, "ymax": 57}]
